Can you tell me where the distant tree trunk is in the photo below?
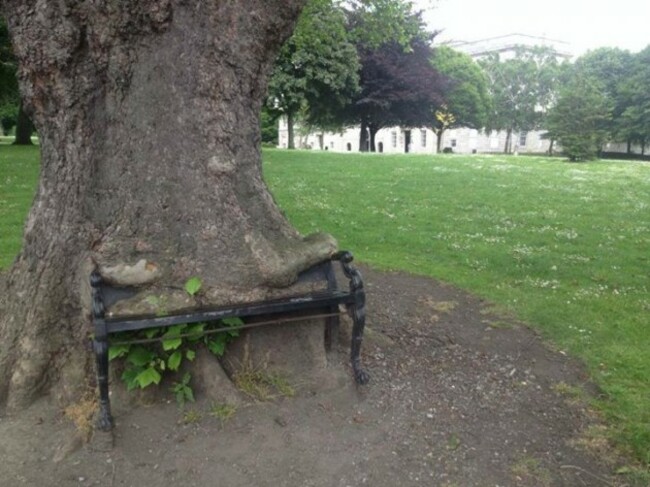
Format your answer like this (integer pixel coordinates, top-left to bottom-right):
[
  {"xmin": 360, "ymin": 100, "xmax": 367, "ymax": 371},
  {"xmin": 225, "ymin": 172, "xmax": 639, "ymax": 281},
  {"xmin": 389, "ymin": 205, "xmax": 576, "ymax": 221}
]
[
  {"xmin": 0, "ymin": 0, "xmax": 338, "ymax": 412},
  {"xmin": 548, "ymin": 139, "xmax": 555, "ymax": 156},
  {"xmin": 359, "ymin": 119, "xmax": 369, "ymax": 152},
  {"xmin": 13, "ymin": 101, "xmax": 33, "ymax": 145},
  {"xmin": 642, "ymin": 140, "xmax": 646, "ymax": 155},
  {"xmin": 504, "ymin": 129, "xmax": 512, "ymax": 154},
  {"xmin": 627, "ymin": 139, "xmax": 632, "ymax": 154},
  {"xmin": 368, "ymin": 123, "xmax": 380, "ymax": 152},
  {"xmin": 435, "ymin": 128, "xmax": 444, "ymax": 153},
  {"xmin": 287, "ymin": 111, "xmax": 296, "ymax": 149}
]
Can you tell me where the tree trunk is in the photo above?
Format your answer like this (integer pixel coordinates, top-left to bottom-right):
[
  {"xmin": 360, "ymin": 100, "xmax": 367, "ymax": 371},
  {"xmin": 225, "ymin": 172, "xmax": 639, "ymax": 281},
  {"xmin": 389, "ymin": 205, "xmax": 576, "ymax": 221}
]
[
  {"xmin": 642, "ymin": 140, "xmax": 646, "ymax": 156},
  {"xmin": 435, "ymin": 128, "xmax": 444, "ymax": 153},
  {"xmin": 549, "ymin": 139, "xmax": 555, "ymax": 156},
  {"xmin": 368, "ymin": 123, "xmax": 379, "ymax": 153},
  {"xmin": 0, "ymin": 0, "xmax": 337, "ymax": 411},
  {"xmin": 359, "ymin": 119, "xmax": 369, "ymax": 152},
  {"xmin": 504, "ymin": 129, "xmax": 512, "ymax": 154},
  {"xmin": 287, "ymin": 111, "xmax": 295, "ymax": 149},
  {"xmin": 13, "ymin": 100, "xmax": 33, "ymax": 145}
]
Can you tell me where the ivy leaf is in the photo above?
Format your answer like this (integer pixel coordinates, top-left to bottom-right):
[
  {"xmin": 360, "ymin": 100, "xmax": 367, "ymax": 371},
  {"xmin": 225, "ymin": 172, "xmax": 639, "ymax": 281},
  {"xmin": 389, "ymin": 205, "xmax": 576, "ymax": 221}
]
[
  {"xmin": 183, "ymin": 386, "xmax": 195, "ymax": 403},
  {"xmin": 121, "ymin": 368, "xmax": 141, "ymax": 391},
  {"xmin": 109, "ymin": 344, "xmax": 129, "ymax": 361},
  {"xmin": 184, "ymin": 276, "xmax": 202, "ymax": 296},
  {"xmin": 186, "ymin": 323, "xmax": 205, "ymax": 342},
  {"xmin": 167, "ymin": 350, "xmax": 182, "ymax": 371},
  {"xmin": 162, "ymin": 337, "xmax": 182, "ymax": 351},
  {"xmin": 221, "ymin": 317, "xmax": 243, "ymax": 327},
  {"xmin": 135, "ymin": 367, "xmax": 162, "ymax": 388},
  {"xmin": 185, "ymin": 349, "xmax": 196, "ymax": 361},
  {"xmin": 162, "ymin": 325, "xmax": 184, "ymax": 351},
  {"xmin": 207, "ymin": 338, "xmax": 226, "ymax": 356},
  {"xmin": 126, "ymin": 346, "xmax": 155, "ymax": 367}
]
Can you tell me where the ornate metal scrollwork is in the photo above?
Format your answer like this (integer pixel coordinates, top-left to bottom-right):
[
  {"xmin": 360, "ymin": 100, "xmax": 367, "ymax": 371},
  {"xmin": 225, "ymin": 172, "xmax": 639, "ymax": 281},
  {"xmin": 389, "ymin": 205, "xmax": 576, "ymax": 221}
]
[{"xmin": 333, "ymin": 251, "xmax": 370, "ymax": 385}]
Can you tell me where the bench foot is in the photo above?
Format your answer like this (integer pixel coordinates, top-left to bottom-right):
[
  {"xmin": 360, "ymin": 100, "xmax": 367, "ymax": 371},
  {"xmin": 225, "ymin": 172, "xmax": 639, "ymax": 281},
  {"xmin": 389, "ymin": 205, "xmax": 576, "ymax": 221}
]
[{"xmin": 95, "ymin": 403, "xmax": 114, "ymax": 432}]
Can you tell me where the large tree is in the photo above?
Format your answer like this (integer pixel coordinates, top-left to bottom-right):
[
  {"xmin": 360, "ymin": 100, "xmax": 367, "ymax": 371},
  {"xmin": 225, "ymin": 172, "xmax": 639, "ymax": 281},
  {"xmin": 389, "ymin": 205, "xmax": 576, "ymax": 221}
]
[
  {"xmin": 429, "ymin": 46, "xmax": 491, "ymax": 153},
  {"xmin": 573, "ymin": 47, "xmax": 634, "ymax": 152},
  {"xmin": 266, "ymin": 0, "xmax": 359, "ymax": 149},
  {"xmin": 0, "ymin": 1, "xmax": 338, "ymax": 412},
  {"xmin": 480, "ymin": 46, "xmax": 560, "ymax": 153},
  {"xmin": 546, "ymin": 74, "xmax": 611, "ymax": 161}
]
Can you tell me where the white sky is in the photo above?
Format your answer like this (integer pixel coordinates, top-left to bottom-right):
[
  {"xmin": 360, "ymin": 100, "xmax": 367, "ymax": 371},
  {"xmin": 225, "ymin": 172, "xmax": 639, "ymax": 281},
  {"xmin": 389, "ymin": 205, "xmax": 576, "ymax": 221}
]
[{"xmin": 414, "ymin": 0, "xmax": 650, "ymax": 56}]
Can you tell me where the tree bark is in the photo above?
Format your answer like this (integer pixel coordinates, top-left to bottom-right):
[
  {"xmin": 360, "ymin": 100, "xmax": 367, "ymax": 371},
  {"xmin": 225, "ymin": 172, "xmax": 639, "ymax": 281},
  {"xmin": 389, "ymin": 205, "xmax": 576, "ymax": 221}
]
[
  {"xmin": 287, "ymin": 111, "xmax": 295, "ymax": 149},
  {"xmin": 504, "ymin": 128, "xmax": 512, "ymax": 154},
  {"xmin": 549, "ymin": 139, "xmax": 555, "ymax": 156},
  {"xmin": 12, "ymin": 100, "xmax": 33, "ymax": 145},
  {"xmin": 359, "ymin": 119, "xmax": 369, "ymax": 152},
  {"xmin": 368, "ymin": 123, "xmax": 379, "ymax": 153},
  {"xmin": 0, "ymin": 0, "xmax": 338, "ymax": 411},
  {"xmin": 435, "ymin": 128, "xmax": 444, "ymax": 153}
]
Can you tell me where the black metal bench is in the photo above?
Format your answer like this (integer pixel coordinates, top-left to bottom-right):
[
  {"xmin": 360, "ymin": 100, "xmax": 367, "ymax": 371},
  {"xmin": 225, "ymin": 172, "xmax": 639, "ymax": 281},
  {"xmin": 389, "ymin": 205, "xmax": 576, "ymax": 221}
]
[{"xmin": 91, "ymin": 251, "xmax": 369, "ymax": 431}]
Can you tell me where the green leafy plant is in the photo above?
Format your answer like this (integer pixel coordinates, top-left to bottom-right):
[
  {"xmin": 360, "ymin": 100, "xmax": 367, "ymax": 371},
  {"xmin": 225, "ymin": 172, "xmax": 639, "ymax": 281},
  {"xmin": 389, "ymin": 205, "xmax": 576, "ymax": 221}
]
[
  {"xmin": 108, "ymin": 277, "xmax": 243, "ymax": 400},
  {"xmin": 172, "ymin": 372, "xmax": 194, "ymax": 407}
]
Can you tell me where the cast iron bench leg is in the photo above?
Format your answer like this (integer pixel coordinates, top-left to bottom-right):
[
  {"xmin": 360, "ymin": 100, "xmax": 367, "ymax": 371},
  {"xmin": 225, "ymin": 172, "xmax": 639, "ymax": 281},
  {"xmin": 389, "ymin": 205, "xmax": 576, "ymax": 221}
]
[
  {"xmin": 94, "ymin": 337, "xmax": 114, "ymax": 431},
  {"xmin": 350, "ymin": 302, "xmax": 369, "ymax": 384},
  {"xmin": 336, "ymin": 251, "xmax": 370, "ymax": 385}
]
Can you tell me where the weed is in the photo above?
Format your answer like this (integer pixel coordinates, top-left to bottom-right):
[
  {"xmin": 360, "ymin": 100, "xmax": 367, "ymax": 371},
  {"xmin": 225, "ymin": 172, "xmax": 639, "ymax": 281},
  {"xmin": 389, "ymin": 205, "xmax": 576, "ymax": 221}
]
[
  {"xmin": 181, "ymin": 409, "xmax": 202, "ymax": 424},
  {"xmin": 63, "ymin": 396, "xmax": 98, "ymax": 440},
  {"xmin": 209, "ymin": 403, "xmax": 237, "ymax": 425},
  {"xmin": 510, "ymin": 456, "xmax": 552, "ymax": 487},
  {"xmin": 233, "ymin": 366, "xmax": 295, "ymax": 401}
]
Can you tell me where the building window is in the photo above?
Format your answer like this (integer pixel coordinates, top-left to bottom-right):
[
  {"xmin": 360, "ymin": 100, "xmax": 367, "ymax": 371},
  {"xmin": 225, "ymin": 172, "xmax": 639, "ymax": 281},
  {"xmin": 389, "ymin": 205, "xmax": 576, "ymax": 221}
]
[
  {"xmin": 420, "ymin": 129, "xmax": 427, "ymax": 147},
  {"xmin": 519, "ymin": 131, "xmax": 527, "ymax": 146},
  {"xmin": 451, "ymin": 139, "xmax": 457, "ymax": 148},
  {"xmin": 346, "ymin": 142, "xmax": 352, "ymax": 152},
  {"xmin": 391, "ymin": 131, "xmax": 397, "ymax": 148}
]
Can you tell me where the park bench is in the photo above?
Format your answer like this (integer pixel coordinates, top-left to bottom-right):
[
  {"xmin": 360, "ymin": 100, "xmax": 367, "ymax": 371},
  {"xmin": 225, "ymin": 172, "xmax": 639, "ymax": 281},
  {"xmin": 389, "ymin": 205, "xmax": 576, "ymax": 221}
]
[{"xmin": 91, "ymin": 251, "xmax": 369, "ymax": 431}]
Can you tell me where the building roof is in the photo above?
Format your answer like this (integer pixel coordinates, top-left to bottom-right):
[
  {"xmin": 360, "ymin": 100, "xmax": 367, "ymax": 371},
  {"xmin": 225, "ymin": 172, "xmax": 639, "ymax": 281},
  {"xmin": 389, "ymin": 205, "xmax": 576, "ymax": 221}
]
[{"xmin": 445, "ymin": 33, "xmax": 573, "ymax": 59}]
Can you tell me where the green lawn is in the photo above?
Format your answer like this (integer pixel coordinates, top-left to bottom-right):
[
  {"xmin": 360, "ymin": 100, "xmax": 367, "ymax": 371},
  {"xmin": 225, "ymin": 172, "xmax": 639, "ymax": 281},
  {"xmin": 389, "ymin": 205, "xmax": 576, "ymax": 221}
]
[
  {"xmin": 0, "ymin": 143, "xmax": 39, "ymax": 267},
  {"xmin": 263, "ymin": 149, "xmax": 650, "ymax": 466},
  {"xmin": 1, "ymin": 145, "xmax": 649, "ymax": 467}
]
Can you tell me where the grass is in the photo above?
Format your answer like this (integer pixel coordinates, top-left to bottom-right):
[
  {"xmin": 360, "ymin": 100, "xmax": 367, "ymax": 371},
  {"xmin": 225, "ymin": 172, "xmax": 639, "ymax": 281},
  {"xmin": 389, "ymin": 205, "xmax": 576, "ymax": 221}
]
[
  {"xmin": 0, "ymin": 144, "xmax": 39, "ymax": 267},
  {"xmin": 1, "ymin": 145, "xmax": 648, "ymax": 467},
  {"xmin": 263, "ymin": 149, "xmax": 650, "ymax": 467}
]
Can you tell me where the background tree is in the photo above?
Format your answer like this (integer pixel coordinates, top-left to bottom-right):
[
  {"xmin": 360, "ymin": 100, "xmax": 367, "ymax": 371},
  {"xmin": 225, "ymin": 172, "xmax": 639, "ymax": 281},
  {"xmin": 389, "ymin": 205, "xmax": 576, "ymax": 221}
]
[
  {"xmin": 573, "ymin": 47, "xmax": 634, "ymax": 152},
  {"xmin": 429, "ymin": 45, "xmax": 491, "ymax": 153},
  {"xmin": 481, "ymin": 46, "xmax": 560, "ymax": 153},
  {"xmin": 352, "ymin": 35, "xmax": 447, "ymax": 152},
  {"xmin": 0, "ymin": 0, "xmax": 340, "ymax": 412},
  {"xmin": 617, "ymin": 46, "xmax": 650, "ymax": 154},
  {"xmin": 266, "ymin": 0, "xmax": 359, "ymax": 149},
  {"xmin": 0, "ymin": 16, "xmax": 18, "ymax": 136},
  {"xmin": 546, "ymin": 74, "xmax": 612, "ymax": 161}
]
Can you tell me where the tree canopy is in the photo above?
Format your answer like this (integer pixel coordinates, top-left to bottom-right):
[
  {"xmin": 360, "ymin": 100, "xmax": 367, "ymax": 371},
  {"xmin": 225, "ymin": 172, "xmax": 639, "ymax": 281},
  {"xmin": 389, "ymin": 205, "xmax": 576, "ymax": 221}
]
[
  {"xmin": 266, "ymin": 0, "xmax": 359, "ymax": 148},
  {"xmin": 480, "ymin": 46, "xmax": 561, "ymax": 153},
  {"xmin": 430, "ymin": 45, "xmax": 491, "ymax": 152}
]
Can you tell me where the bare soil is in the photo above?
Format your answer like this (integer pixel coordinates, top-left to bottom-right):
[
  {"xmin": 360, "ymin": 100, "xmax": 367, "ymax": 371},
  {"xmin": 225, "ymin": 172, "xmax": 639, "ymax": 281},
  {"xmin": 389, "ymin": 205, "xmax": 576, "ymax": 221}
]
[{"xmin": 0, "ymin": 265, "xmax": 637, "ymax": 486}]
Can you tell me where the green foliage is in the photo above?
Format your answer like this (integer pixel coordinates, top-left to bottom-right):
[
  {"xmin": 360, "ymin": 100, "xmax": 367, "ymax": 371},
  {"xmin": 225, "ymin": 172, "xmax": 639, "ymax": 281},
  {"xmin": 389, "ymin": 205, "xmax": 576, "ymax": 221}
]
[
  {"xmin": 0, "ymin": 16, "xmax": 19, "ymax": 135},
  {"xmin": 171, "ymin": 372, "xmax": 195, "ymax": 408},
  {"xmin": 430, "ymin": 46, "xmax": 492, "ymax": 150},
  {"xmin": 184, "ymin": 276, "xmax": 202, "ymax": 296},
  {"xmin": 547, "ymin": 74, "xmax": 612, "ymax": 161},
  {"xmin": 267, "ymin": 0, "xmax": 360, "ymax": 141},
  {"xmin": 480, "ymin": 46, "xmax": 563, "ymax": 152},
  {"xmin": 105, "ymin": 277, "xmax": 243, "ymax": 399}
]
